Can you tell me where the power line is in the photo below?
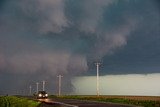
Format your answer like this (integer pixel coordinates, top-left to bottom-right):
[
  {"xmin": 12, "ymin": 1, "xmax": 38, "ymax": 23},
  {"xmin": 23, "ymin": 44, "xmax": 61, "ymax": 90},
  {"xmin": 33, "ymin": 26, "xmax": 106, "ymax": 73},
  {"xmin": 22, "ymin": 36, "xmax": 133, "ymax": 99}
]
[
  {"xmin": 57, "ymin": 75, "xmax": 63, "ymax": 96},
  {"xmin": 95, "ymin": 62, "xmax": 101, "ymax": 97},
  {"xmin": 42, "ymin": 80, "xmax": 45, "ymax": 91},
  {"xmin": 29, "ymin": 85, "xmax": 32, "ymax": 95},
  {"xmin": 36, "ymin": 82, "xmax": 39, "ymax": 93}
]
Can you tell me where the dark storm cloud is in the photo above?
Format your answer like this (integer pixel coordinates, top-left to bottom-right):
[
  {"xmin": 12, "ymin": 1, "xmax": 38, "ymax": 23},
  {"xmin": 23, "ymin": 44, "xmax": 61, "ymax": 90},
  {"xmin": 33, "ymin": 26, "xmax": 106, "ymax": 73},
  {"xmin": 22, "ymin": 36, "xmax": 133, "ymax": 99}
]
[
  {"xmin": 0, "ymin": 0, "xmax": 159, "ymax": 94},
  {"xmin": 100, "ymin": 0, "xmax": 160, "ymax": 75}
]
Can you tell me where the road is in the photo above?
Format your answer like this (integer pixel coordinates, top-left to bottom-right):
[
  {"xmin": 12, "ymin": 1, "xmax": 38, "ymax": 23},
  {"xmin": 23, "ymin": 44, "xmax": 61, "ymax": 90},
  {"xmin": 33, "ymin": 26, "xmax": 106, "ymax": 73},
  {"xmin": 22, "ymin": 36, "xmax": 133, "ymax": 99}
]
[{"xmin": 37, "ymin": 98, "xmax": 138, "ymax": 107}]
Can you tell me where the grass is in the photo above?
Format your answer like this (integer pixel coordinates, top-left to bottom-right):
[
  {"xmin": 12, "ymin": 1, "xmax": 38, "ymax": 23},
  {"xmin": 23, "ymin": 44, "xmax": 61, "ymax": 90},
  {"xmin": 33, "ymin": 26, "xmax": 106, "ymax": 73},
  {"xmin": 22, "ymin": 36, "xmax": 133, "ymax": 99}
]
[
  {"xmin": 50, "ymin": 95, "xmax": 160, "ymax": 107},
  {"xmin": 0, "ymin": 96, "xmax": 40, "ymax": 107}
]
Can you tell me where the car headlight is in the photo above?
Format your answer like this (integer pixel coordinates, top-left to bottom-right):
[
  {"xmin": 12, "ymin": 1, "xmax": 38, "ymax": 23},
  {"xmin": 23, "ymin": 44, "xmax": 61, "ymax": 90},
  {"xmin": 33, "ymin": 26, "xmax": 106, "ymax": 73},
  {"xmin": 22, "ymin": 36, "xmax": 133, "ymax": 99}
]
[
  {"xmin": 45, "ymin": 94, "xmax": 48, "ymax": 97},
  {"xmin": 38, "ymin": 94, "xmax": 42, "ymax": 97}
]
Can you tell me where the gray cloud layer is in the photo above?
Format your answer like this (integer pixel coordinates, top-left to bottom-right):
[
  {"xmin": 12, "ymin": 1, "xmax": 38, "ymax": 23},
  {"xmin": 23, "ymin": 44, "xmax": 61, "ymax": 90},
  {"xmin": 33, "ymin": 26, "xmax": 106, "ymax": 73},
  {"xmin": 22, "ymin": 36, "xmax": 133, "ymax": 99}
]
[{"xmin": 0, "ymin": 0, "xmax": 159, "ymax": 94}]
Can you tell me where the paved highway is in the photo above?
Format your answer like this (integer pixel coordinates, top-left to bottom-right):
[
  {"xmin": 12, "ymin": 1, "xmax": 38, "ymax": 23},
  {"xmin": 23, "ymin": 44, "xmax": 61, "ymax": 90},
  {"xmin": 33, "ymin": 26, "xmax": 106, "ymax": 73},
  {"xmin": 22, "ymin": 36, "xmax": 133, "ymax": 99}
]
[{"xmin": 37, "ymin": 98, "xmax": 139, "ymax": 107}]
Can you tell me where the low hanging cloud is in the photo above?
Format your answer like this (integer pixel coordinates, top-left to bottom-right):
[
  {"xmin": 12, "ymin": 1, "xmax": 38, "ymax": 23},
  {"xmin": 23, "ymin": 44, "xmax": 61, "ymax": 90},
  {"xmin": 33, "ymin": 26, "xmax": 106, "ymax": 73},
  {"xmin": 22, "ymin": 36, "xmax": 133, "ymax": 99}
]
[
  {"xmin": 0, "ymin": 0, "xmax": 129, "ymax": 75},
  {"xmin": 0, "ymin": 0, "xmax": 159, "ymax": 94},
  {"xmin": 2, "ymin": 0, "xmax": 68, "ymax": 34},
  {"xmin": 93, "ymin": 18, "xmax": 137, "ymax": 59},
  {"xmin": 35, "ymin": 0, "xmax": 69, "ymax": 33},
  {"xmin": 79, "ymin": 0, "xmax": 116, "ymax": 33},
  {"xmin": 1, "ymin": 51, "xmax": 88, "ymax": 75}
]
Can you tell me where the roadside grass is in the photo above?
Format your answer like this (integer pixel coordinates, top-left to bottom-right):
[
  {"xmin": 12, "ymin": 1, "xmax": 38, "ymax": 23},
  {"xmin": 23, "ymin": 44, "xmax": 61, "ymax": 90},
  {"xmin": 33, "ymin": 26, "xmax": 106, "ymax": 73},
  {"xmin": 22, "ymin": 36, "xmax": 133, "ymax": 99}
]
[
  {"xmin": 50, "ymin": 95, "xmax": 160, "ymax": 107},
  {"xmin": 0, "ymin": 96, "xmax": 40, "ymax": 107}
]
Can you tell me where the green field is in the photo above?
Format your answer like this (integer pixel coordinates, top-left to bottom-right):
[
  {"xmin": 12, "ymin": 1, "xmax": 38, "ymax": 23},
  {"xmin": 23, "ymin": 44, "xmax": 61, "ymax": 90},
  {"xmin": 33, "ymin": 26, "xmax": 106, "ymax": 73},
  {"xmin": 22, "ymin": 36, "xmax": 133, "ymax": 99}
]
[
  {"xmin": 0, "ymin": 96, "xmax": 40, "ymax": 107},
  {"xmin": 52, "ymin": 95, "xmax": 160, "ymax": 107},
  {"xmin": 1, "ymin": 95, "xmax": 160, "ymax": 107}
]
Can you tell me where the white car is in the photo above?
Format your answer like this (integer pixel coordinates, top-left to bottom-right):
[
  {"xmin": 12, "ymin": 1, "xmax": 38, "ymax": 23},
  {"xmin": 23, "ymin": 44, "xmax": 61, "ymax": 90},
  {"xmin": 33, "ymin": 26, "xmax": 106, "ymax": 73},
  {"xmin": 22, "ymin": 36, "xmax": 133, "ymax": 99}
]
[{"xmin": 37, "ymin": 91, "xmax": 48, "ymax": 99}]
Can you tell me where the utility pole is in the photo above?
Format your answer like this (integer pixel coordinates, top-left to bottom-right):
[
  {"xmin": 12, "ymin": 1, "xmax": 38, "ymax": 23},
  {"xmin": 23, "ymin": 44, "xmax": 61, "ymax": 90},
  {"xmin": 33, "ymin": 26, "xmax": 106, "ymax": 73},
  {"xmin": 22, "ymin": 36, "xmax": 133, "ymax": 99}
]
[
  {"xmin": 29, "ymin": 85, "xmax": 32, "ymax": 95},
  {"xmin": 57, "ymin": 75, "xmax": 63, "ymax": 96},
  {"xmin": 42, "ymin": 81, "xmax": 45, "ymax": 91},
  {"xmin": 95, "ymin": 62, "xmax": 101, "ymax": 97},
  {"xmin": 36, "ymin": 82, "xmax": 39, "ymax": 93}
]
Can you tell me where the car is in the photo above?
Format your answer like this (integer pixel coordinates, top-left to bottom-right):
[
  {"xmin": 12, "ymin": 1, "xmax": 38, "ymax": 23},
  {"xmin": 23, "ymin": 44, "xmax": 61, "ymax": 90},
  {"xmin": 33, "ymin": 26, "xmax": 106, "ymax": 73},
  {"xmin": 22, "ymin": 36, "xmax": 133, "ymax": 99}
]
[{"xmin": 37, "ymin": 91, "xmax": 48, "ymax": 99}]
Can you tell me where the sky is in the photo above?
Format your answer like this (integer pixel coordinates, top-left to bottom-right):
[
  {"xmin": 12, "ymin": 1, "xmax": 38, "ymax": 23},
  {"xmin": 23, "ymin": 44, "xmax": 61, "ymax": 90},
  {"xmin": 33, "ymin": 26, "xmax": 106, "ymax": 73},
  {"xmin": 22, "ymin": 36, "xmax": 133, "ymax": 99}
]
[
  {"xmin": 72, "ymin": 74, "xmax": 160, "ymax": 96},
  {"xmin": 0, "ymin": 0, "xmax": 160, "ymax": 95}
]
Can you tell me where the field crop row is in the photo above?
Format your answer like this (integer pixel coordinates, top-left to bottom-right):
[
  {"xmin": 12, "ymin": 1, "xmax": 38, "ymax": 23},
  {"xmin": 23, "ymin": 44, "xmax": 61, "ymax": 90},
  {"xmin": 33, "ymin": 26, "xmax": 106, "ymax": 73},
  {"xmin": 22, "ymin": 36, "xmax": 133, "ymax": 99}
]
[
  {"xmin": 53, "ymin": 95, "xmax": 160, "ymax": 107},
  {"xmin": 0, "ymin": 96, "xmax": 40, "ymax": 107}
]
